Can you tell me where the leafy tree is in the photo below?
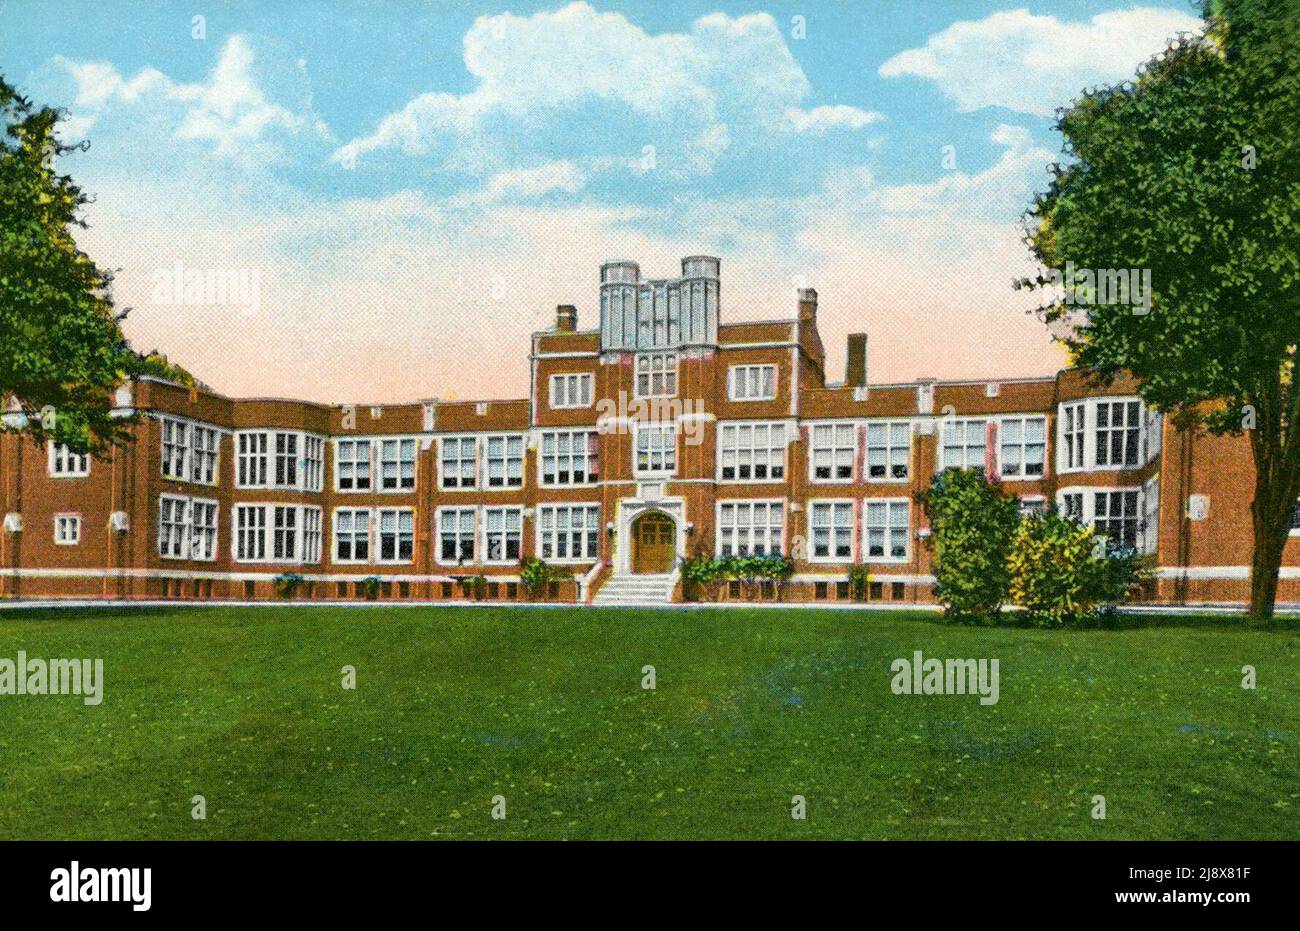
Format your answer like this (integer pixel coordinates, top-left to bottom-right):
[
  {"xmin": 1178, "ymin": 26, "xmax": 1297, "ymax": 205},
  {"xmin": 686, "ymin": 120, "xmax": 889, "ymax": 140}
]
[
  {"xmin": 919, "ymin": 469, "xmax": 1021, "ymax": 622},
  {"xmin": 0, "ymin": 75, "xmax": 142, "ymax": 454},
  {"xmin": 1019, "ymin": 0, "xmax": 1300, "ymax": 620}
]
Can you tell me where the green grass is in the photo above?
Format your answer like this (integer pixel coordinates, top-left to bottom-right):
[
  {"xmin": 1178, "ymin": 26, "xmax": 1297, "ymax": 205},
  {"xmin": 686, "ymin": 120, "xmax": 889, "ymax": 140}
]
[{"xmin": 0, "ymin": 605, "xmax": 1296, "ymax": 839}]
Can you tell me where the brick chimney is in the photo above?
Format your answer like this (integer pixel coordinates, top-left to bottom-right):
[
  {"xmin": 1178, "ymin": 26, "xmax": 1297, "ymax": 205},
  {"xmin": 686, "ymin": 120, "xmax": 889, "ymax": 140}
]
[
  {"xmin": 846, "ymin": 333, "xmax": 868, "ymax": 387},
  {"xmin": 555, "ymin": 304, "xmax": 577, "ymax": 332},
  {"xmin": 797, "ymin": 288, "xmax": 817, "ymax": 325}
]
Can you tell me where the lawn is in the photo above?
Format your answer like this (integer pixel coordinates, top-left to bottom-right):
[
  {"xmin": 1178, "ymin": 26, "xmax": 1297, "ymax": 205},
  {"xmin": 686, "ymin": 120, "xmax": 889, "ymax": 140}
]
[{"xmin": 0, "ymin": 605, "xmax": 1295, "ymax": 840}]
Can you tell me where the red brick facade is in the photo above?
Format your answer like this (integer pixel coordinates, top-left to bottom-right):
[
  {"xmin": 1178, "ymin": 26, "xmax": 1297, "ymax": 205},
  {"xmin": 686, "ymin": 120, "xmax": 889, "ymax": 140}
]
[{"xmin": 1, "ymin": 257, "xmax": 1294, "ymax": 606}]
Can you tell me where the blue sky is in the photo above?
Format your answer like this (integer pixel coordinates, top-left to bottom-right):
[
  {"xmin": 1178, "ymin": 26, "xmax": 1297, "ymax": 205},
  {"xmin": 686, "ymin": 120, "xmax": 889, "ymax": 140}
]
[{"xmin": 0, "ymin": 0, "xmax": 1205, "ymax": 402}]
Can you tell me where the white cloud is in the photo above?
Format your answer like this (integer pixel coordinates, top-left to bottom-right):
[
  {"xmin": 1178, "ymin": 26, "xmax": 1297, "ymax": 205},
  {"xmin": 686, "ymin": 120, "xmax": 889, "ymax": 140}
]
[
  {"xmin": 878, "ymin": 6, "xmax": 1204, "ymax": 116},
  {"xmin": 50, "ymin": 35, "xmax": 325, "ymax": 166},
  {"xmin": 782, "ymin": 105, "xmax": 883, "ymax": 135},
  {"xmin": 333, "ymin": 2, "xmax": 817, "ymax": 175},
  {"xmin": 449, "ymin": 161, "xmax": 586, "ymax": 206}
]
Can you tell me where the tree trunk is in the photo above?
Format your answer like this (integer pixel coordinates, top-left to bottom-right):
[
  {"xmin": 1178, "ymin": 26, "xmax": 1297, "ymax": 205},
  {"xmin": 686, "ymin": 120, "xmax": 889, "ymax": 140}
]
[{"xmin": 1248, "ymin": 478, "xmax": 1294, "ymax": 624}]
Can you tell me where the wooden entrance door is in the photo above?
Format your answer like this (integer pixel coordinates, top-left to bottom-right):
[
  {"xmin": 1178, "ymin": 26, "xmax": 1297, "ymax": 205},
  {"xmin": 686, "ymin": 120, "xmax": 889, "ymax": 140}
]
[{"xmin": 632, "ymin": 513, "xmax": 675, "ymax": 574}]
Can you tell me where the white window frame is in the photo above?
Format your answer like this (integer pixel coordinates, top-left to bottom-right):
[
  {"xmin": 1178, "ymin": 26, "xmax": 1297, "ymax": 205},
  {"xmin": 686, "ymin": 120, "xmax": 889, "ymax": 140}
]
[
  {"xmin": 48, "ymin": 442, "xmax": 90, "ymax": 478},
  {"xmin": 1017, "ymin": 495, "xmax": 1048, "ymax": 518},
  {"xmin": 190, "ymin": 498, "xmax": 219, "ymax": 561},
  {"xmin": 866, "ymin": 420, "xmax": 912, "ymax": 483},
  {"xmin": 1095, "ymin": 399, "xmax": 1142, "ymax": 469},
  {"xmin": 1056, "ymin": 486, "xmax": 1144, "ymax": 551},
  {"xmin": 375, "ymin": 507, "xmax": 415, "ymax": 565},
  {"xmin": 53, "ymin": 513, "xmax": 81, "ymax": 546},
  {"xmin": 634, "ymin": 352, "xmax": 678, "ymax": 398},
  {"xmin": 634, "ymin": 422, "xmax": 676, "ymax": 476},
  {"xmin": 233, "ymin": 504, "xmax": 268, "ymax": 562},
  {"xmin": 439, "ymin": 436, "xmax": 477, "ymax": 490},
  {"xmin": 717, "ymin": 421, "xmax": 787, "ymax": 483},
  {"xmin": 334, "ymin": 439, "xmax": 373, "ymax": 492},
  {"xmin": 191, "ymin": 424, "xmax": 220, "ymax": 485},
  {"xmin": 539, "ymin": 430, "xmax": 599, "ymax": 486},
  {"xmin": 715, "ymin": 500, "xmax": 784, "ymax": 557},
  {"xmin": 378, "ymin": 437, "xmax": 418, "ymax": 491},
  {"xmin": 938, "ymin": 418, "xmax": 988, "ymax": 474},
  {"xmin": 808, "ymin": 499, "xmax": 855, "ymax": 563},
  {"xmin": 481, "ymin": 506, "xmax": 523, "ymax": 565},
  {"xmin": 237, "ymin": 430, "xmax": 324, "ymax": 490},
  {"xmin": 1060, "ymin": 402, "xmax": 1086, "ymax": 471},
  {"xmin": 537, "ymin": 504, "xmax": 601, "ymax": 563},
  {"xmin": 997, "ymin": 416, "xmax": 1047, "ymax": 480},
  {"xmin": 159, "ymin": 494, "xmax": 191, "ymax": 559},
  {"xmin": 232, "ymin": 503, "xmax": 319, "ymax": 563},
  {"xmin": 436, "ymin": 506, "xmax": 477, "ymax": 566},
  {"xmin": 161, "ymin": 417, "xmax": 190, "ymax": 481},
  {"xmin": 549, "ymin": 373, "xmax": 593, "ymax": 409},
  {"xmin": 728, "ymin": 364, "xmax": 777, "ymax": 402},
  {"xmin": 1057, "ymin": 397, "xmax": 1148, "ymax": 473},
  {"xmin": 483, "ymin": 434, "xmax": 525, "ymax": 489},
  {"xmin": 809, "ymin": 422, "xmax": 856, "ymax": 484},
  {"xmin": 332, "ymin": 508, "xmax": 372, "ymax": 564},
  {"xmin": 863, "ymin": 498, "xmax": 910, "ymax": 563}
]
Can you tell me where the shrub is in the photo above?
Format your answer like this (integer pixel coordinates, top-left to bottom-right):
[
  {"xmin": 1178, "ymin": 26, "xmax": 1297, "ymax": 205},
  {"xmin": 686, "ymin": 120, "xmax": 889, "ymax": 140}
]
[
  {"xmin": 848, "ymin": 564, "xmax": 873, "ymax": 601},
  {"xmin": 360, "ymin": 575, "xmax": 382, "ymax": 601},
  {"xmin": 919, "ymin": 468, "xmax": 1021, "ymax": 622},
  {"xmin": 519, "ymin": 557, "xmax": 553, "ymax": 600},
  {"xmin": 273, "ymin": 573, "xmax": 305, "ymax": 599},
  {"xmin": 680, "ymin": 554, "xmax": 720, "ymax": 602},
  {"xmin": 1009, "ymin": 513, "xmax": 1155, "ymax": 627}
]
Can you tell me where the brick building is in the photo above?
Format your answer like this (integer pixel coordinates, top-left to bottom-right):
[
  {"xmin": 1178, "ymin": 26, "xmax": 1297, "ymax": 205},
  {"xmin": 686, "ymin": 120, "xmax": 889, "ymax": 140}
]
[{"xmin": 1, "ymin": 256, "xmax": 1294, "ymax": 606}]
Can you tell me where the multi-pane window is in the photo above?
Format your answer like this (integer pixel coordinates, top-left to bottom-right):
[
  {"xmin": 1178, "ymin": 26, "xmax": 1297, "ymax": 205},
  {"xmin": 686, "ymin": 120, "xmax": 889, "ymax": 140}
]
[
  {"xmin": 191, "ymin": 425, "xmax": 219, "ymax": 484},
  {"xmin": 1096, "ymin": 401, "xmax": 1141, "ymax": 467},
  {"xmin": 1062, "ymin": 403, "xmax": 1086, "ymax": 470},
  {"xmin": 302, "ymin": 507, "xmax": 322, "ymax": 564},
  {"xmin": 483, "ymin": 507, "xmax": 522, "ymax": 563},
  {"xmin": 1061, "ymin": 492, "xmax": 1084, "ymax": 523},
  {"xmin": 538, "ymin": 505, "xmax": 600, "ymax": 561},
  {"xmin": 437, "ymin": 507, "xmax": 476, "ymax": 564},
  {"xmin": 191, "ymin": 500, "xmax": 218, "ymax": 560},
  {"xmin": 303, "ymin": 436, "xmax": 324, "ymax": 492},
  {"xmin": 161, "ymin": 418, "xmax": 189, "ymax": 479},
  {"xmin": 635, "ymin": 353, "xmax": 677, "ymax": 397},
  {"xmin": 234, "ymin": 505, "xmax": 267, "ymax": 561},
  {"xmin": 865, "ymin": 500, "xmax": 909, "ymax": 561},
  {"xmin": 377, "ymin": 508, "xmax": 414, "ymax": 563},
  {"xmin": 811, "ymin": 424, "xmax": 855, "ymax": 482},
  {"xmin": 48, "ymin": 442, "xmax": 89, "ymax": 477},
  {"xmin": 1018, "ymin": 496, "xmax": 1048, "ymax": 518},
  {"xmin": 336, "ymin": 440, "xmax": 372, "ymax": 491},
  {"xmin": 999, "ymin": 417, "xmax": 1046, "ymax": 478},
  {"xmin": 237, "ymin": 432, "xmax": 269, "ymax": 487},
  {"xmin": 1094, "ymin": 490, "xmax": 1139, "ymax": 550},
  {"xmin": 941, "ymin": 420, "xmax": 987, "ymax": 473},
  {"xmin": 717, "ymin": 501, "xmax": 783, "ymax": 556},
  {"xmin": 273, "ymin": 506, "xmax": 298, "ymax": 561},
  {"xmin": 719, "ymin": 423, "xmax": 786, "ymax": 481},
  {"xmin": 728, "ymin": 365, "xmax": 776, "ymax": 401},
  {"xmin": 333, "ymin": 509, "xmax": 371, "ymax": 563},
  {"xmin": 54, "ymin": 514, "xmax": 81, "ymax": 545},
  {"xmin": 484, "ymin": 435, "xmax": 524, "ymax": 488},
  {"xmin": 440, "ymin": 437, "xmax": 476, "ymax": 489},
  {"xmin": 380, "ymin": 438, "xmax": 417, "ymax": 490},
  {"xmin": 540, "ymin": 430, "xmax": 598, "ymax": 486},
  {"xmin": 635, "ymin": 423, "xmax": 676, "ymax": 474},
  {"xmin": 867, "ymin": 422, "xmax": 911, "ymax": 480},
  {"xmin": 810, "ymin": 501, "xmax": 854, "ymax": 560},
  {"xmin": 549, "ymin": 373, "xmax": 593, "ymax": 408},
  {"xmin": 159, "ymin": 496, "xmax": 216, "ymax": 559},
  {"xmin": 274, "ymin": 433, "xmax": 298, "ymax": 487},
  {"xmin": 1292, "ymin": 500, "xmax": 1300, "ymax": 533},
  {"xmin": 159, "ymin": 496, "xmax": 189, "ymax": 558},
  {"xmin": 161, "ymin": 419, "xmax": 219, "ymax": 484}
]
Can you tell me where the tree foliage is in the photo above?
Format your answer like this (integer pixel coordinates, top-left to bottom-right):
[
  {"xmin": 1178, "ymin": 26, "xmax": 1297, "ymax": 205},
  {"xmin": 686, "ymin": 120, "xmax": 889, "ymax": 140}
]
[
  {"xmin": 1019, "ymin": 0, "xmax": 1300, "ymax": 618},
  {"xmin": 919, "ymin": 469, "xmax": 1021, "ymax": 622},
  {"xmin": 0, "ymin": 75, "xmax": 144, "ymax": 454}
]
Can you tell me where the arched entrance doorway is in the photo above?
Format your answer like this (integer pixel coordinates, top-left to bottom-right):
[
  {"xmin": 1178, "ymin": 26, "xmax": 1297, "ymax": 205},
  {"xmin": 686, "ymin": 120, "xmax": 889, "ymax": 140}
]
[{"xmin": 631, "ymin": 511, "xmax": 676, "ymax": 574}]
